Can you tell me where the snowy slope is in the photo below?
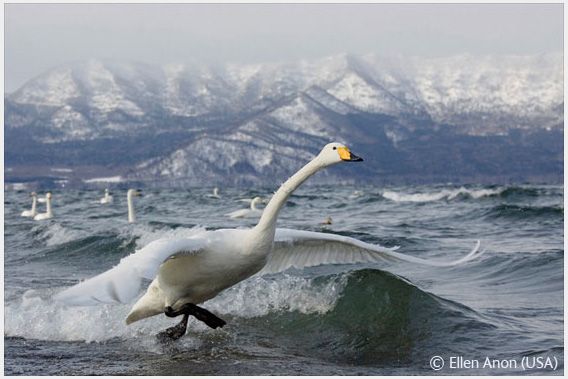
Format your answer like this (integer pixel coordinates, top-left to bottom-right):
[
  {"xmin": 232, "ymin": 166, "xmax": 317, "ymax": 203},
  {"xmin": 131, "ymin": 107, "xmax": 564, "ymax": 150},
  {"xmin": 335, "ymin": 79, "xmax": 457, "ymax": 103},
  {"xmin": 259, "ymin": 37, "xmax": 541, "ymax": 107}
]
[
  {"xmin": 7, "ymin": 53, "xmax": 562, "ymax": 142},
  {"xmin": 5, "ymin": 53, "xmax": 563, "ymax": 184}
]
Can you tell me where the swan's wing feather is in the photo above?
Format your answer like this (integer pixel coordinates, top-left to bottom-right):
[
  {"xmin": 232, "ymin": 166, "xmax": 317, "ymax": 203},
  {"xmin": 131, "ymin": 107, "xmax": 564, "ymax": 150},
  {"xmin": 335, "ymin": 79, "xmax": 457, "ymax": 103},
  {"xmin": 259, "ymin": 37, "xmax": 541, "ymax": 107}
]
[
  {"xmin": 54, "ymin": 237, "xmax": 206, "ymax": 306},
  {"xmin": 259, "ymin": 228, "xmax": 482, "ymax": 275}
]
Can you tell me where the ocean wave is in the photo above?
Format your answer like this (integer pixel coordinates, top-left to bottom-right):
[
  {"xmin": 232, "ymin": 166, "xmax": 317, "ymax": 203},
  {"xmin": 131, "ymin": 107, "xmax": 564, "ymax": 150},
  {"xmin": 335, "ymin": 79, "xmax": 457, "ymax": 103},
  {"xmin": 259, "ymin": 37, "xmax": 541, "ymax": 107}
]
[
  {"xmin": 4, "ymin": 268, "xmax": 492, "ymax": 363},
  {"xmin": 17, "ymin": 234, "xmax": 132, "ymax": 267},
  {"xmin": 484, "ymin": 204, "xmax": 563, "ymax": 220},
  {"xmin": 466, "ymin": 249, "xmax": 563, "ymax": 295},
  {"xmin": 248, "ymin": 269, "xmax": 495, "ymax": 363},
  {"xmin": 4, "ymin": 272, "xmax": 344, "ymax": 343},
  {"xmin": 31, "ymin": 223, "xmax": 85, "ymax": 247},
  {"xmin": 500, "ymin": 187, "xmax": 542, "ymax": 199},
  {"xmin": 382, "ymin": 187, "xmax": 504, "ymax": 203}
]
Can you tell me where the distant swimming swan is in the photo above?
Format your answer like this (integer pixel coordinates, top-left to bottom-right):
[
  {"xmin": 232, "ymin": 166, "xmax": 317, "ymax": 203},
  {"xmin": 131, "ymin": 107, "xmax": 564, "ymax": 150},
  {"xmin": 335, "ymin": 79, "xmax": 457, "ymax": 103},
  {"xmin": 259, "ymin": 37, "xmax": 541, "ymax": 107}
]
[
  {"xmin": 55, "ymin": 143, "xmax": 482, "ymax": 341},
  {"xmin": 226, "ymin": 196, "xmax": 263, "ymax": 219},
  {"xmin": 207, "ymin": 187, "xmax": 221, "ymax": 199},
  {"xmin": 100, "ymin": 189, "xmax": 113, "ymax": 204},
  {"xmin": 21, "ymin": 192, "xmax": 38, "ymax": 217},
  {"xmin": 34, "ymin": 192, "xmax": 53, "ymax": 221},
  {"xmin": 127, "ymin": 189, "xmax": 142, "ymax": 223}
]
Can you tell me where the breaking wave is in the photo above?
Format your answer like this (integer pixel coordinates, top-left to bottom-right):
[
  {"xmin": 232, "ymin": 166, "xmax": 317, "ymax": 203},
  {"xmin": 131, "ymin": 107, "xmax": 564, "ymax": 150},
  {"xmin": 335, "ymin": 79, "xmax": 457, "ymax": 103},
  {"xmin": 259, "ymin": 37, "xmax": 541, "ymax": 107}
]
[
  {"xmin": 5, "ymin": 268, "xmax": 493, "ymax": 367},
  {"xmin": 382, "ymin": 187, "xmax": 504, "ymax": 202}
]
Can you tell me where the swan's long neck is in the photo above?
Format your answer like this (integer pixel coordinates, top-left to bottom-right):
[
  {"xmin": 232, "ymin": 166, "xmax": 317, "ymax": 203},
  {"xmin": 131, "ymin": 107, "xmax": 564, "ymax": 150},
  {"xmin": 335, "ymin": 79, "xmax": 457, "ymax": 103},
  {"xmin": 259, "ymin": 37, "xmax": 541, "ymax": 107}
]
[
  {"xmin": 255, "ymin": 158, "xmax": 323, "ymax": 234},
  {"xmin": 127, "ymin": 193, "xmax": 136, "ymax": 223},
  {"xmin": 31, "ymin": 196, "xmax": 37, "ymax": 213},
  {"xmin": 251, "ymin": 198, "xmax": 259, "ymax": 211},
  {"xmin": 46, "ymin": 197, "xmax": 52, "ymax": 216}
]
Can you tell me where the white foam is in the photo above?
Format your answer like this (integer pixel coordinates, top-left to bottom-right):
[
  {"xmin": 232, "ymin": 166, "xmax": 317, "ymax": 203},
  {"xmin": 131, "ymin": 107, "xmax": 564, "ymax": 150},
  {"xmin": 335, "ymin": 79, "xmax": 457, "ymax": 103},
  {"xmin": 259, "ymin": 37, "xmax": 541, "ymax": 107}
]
[
  {"xmin": 207, "ymin": 274, "xmax": 344, "ymax": 318},
  {"xmin": 50, "ymin": 168, "xmax": 73, "ymax": 173},
  {"xmin": 83, "ymin": 176, "xmax": 123, "ymax": 183},
  {"xmin": 5, "ymin": 274, "xmax": 346, "ymax": 343},
  {"xmin": 382, "ymin": 187, "xmax": 503, "ymax": 203},
  {"xmin": 6, "ymin": 182, "xmax": 28, "ymax": 191},
  {"xmin": 5, "ymin": 288, "xmax": 169, "ymax": 343},
  {"xmin": 33, "ymin": 223, "xmax": 84, "ymax": 247}
]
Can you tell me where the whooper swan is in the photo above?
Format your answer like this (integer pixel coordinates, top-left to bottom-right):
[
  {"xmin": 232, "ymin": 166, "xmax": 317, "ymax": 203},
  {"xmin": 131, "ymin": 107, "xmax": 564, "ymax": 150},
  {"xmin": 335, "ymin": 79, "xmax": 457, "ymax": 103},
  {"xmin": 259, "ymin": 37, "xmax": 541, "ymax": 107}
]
[
  {"xmin": 21, "ymin": 192, "xmax": 38, "ymax": 217},
  {"xmin": 207, "ymin": 187, "xmax": 221, "ymax": 199},
  {"xmin": 127, "ymin": 189, "xmax": 142, "ymax": 223},
  {"xmin": 226, "ymin": 196, "xmax": 263, "ymax": 219},
  {"xmin": 100, "ymin": 188, "xmax": 114, "ymax": 204},
  {"xmin": 55, "ymin": 143, "xmax": 482, "ymax": 341},
  {"xmin": 34, "ymin": 192, "xmax": 53, "ymax": 221}
]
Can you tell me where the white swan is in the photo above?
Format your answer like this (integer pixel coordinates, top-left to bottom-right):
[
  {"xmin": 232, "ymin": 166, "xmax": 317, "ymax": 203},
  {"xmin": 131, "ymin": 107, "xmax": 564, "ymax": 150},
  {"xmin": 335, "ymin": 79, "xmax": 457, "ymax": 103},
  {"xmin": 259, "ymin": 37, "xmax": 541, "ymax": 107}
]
[
  {"xmin": 21, "ymin": 192, "xmax": 38, "ymax": 217},
  {"xmin": 33, "ymin": 192, "xmax": 53, "ymax": 220},
  {"xmin": 226, "ymin": 196, "xmax": 263, "ymax": 219},
  {"xmin": 207, "ymin": 187, "xmax": 221, "ymax": 199},
  {"xmin": 100, "ymin": 188, "xmax": 113, "ymax": 204},
  {"xmin": 38, "ymin": 196, "xmax": 47, "ymax": 203},
  {"xmin": 54, "ymin": 143, "xmax": 482, "ymax": 340},
  {"xmin": 320, "ymin": 216, "xmax": 333, "ymax": 225},
  {"xmin": 127, "ymin": 189, "xmax": 142, "ymax": 223}
]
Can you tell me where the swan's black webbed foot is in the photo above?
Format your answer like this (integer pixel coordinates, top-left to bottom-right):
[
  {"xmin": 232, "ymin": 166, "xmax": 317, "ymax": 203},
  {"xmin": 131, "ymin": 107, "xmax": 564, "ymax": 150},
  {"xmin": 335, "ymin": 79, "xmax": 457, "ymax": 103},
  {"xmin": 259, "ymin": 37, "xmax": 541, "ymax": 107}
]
[
  {"xmin": 156, "ymin": 313, "xmax": 189, "ymax": 342},
  {"xmin": 164, "ymin": 304, "xmax": 227, "ymax": 329}
]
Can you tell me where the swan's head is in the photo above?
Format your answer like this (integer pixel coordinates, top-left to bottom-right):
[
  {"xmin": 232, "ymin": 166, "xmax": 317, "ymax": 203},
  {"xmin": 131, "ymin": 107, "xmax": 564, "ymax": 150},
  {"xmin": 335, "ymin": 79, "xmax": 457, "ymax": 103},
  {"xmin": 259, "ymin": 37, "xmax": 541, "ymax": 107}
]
[
  {"xmin": 46, "ymin": 192, "xmax": 52, "ymax": 199},
  {"xmin": 105, "ymin": 188, "xmax": 109, "ymax": 194},
  {"xmin": 317, "ymin": 142, "xmax": 363, "ymax": 166},
  {"xmin": 30, "ymin": 192, "xmax": 37, "ymax": 197},
  {"xmin": 127, "ymin": 189, "xmax": 143, "ymax": 197}
]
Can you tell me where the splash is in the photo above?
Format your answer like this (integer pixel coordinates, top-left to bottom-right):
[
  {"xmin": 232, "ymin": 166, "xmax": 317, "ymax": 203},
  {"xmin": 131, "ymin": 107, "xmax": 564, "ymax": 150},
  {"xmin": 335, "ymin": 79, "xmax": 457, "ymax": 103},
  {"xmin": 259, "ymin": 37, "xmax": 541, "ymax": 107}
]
[
  {"xmin": 206, "ymin": 274, "xmax": 345, "ymax": 318},
  {"xmin": 382, "ymin": 187, "xmax": 504, "ymax": 202},
  {"xmin": 32, "ymin": 223, "xmax": 84, "ymax": 247},
  {"xmin": 5, "ymin": 273, "xmax": 346, "ymax": 343}
]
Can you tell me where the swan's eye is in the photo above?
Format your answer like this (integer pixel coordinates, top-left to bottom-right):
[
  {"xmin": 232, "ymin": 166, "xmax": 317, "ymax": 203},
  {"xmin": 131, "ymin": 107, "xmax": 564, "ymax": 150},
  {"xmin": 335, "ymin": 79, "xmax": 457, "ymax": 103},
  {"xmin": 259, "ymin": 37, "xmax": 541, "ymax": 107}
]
[{"xmin": 333, "ymin": 147, "xmax": 337, "ymax": 150}]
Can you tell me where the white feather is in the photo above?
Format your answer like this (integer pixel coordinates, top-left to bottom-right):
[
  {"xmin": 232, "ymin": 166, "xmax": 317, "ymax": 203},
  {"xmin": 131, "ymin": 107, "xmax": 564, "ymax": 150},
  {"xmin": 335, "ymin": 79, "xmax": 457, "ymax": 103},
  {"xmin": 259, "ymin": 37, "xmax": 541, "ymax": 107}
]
[
  {"xmin": 54, "ymin": 228, "xmax": 482, "ymax": 307},
  {"xmin": 258, "ymin": 228, "xmax": 483, "ymax": 275},
  {"xmin": 54, "ymin": 237, "xmax": 206, "ymax": 306}
]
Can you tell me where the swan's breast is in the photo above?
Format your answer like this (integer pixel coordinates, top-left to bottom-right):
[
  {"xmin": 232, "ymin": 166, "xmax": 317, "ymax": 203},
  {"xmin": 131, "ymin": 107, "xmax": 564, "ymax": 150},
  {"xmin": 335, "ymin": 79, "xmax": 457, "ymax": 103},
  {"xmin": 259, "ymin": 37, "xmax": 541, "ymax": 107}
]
[{"xmin": 158, "ymin": 243, "xmax": 268, "ymax": 301}]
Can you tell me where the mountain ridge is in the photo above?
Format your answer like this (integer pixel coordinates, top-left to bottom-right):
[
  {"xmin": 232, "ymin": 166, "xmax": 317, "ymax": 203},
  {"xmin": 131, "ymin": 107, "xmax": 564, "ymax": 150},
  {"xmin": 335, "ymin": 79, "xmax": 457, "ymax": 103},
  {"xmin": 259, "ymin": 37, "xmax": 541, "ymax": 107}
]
[{"xmin": 5, "ymin": 53, "xmax": 563, "ymax": 186}]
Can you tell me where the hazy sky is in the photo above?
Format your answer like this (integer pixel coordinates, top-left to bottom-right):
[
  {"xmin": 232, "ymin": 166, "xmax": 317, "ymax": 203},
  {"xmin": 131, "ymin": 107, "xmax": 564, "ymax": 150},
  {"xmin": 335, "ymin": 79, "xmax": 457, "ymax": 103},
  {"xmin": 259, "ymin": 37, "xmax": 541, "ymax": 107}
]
[{"xmin": 5, "ymin": 3, "xmax": 563, "ymax": 92}]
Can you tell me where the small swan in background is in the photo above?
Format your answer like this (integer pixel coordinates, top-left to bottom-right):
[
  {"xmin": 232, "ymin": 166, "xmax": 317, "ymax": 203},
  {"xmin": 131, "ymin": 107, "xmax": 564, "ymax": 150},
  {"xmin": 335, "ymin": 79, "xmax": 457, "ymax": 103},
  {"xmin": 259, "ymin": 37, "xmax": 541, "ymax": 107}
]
[
  {"xmin": 127, "ymin": 189, "xmax": 143, "ymax": 223},
  {"xmin": 207, "ymin": 187, "xmax": 221, "ymax": 199},
  {"xmin": 34, "ymin": 192, "xmax": 53, "ymax": 221},
  {"xmin": 37, "ymin": 196, "xmax": 47, "ymax": 203},
  {"xmin": 320, "ymin": 216, "xmax": 333, "ymax": 225},
  {"xmin": 226, "ymin": 196, "xmax": 263, "ymax": 218},
  {"xmin": 100, "ymin": 188, "xmax": 113, "ymax": 204},
  {"xmin": 21, "ymin": 192, "xmax": 38, "ymax": 217},
  {"xmin": 348, "ymin": 190, "xmax": 364, "ymax": 199}
]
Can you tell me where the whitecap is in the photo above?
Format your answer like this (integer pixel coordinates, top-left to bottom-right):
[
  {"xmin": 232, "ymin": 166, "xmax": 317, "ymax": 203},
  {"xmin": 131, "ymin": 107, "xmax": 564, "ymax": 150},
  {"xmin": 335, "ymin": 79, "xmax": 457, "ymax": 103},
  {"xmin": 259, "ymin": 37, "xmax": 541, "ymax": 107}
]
[
  {"xmin": 32, "ymin": 223, "xmax": 84, "ymax": 247},
  {"xmin": 382, "ymin": 187, "xmax": 504, "ymax": 203},
  {"xmin": 5, "ymin": 274, "xmax": 346, "ymax": 343}
]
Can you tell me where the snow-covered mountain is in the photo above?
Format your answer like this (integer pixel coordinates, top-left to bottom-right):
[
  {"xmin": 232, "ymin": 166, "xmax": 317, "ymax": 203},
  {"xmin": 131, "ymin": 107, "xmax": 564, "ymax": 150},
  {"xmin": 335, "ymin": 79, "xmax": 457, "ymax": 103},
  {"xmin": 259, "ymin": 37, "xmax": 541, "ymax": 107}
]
[{"xmin": 5, "ymin": 53, "xmax": 563, "ymax": 185}]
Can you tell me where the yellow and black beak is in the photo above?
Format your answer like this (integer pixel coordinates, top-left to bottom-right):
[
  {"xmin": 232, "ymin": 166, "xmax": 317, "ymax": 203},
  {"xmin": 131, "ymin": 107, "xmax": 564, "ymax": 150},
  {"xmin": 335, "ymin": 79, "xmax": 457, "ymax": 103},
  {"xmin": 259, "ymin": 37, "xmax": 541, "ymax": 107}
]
[{"xmin": 338, "ymin": 147, "xmax": 364, "ymax": 162}]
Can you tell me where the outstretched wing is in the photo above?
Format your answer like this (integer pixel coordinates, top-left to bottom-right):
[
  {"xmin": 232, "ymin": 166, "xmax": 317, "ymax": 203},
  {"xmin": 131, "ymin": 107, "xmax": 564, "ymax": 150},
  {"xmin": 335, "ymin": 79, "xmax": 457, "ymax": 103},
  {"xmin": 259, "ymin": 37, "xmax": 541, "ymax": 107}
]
[
  {"xmin": 54, "ymin": 237, "xmax": 206, "ymax": 306},
  {"xmin": 258, "ymin": 228, "xmax": 483, "ymax": 275}
]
